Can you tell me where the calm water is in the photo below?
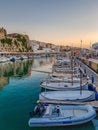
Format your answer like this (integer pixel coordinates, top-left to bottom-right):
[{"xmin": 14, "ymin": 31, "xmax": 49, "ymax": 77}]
[{"xmin": 0, "ymin": 57, "xmax": 97, "ymax": 130}]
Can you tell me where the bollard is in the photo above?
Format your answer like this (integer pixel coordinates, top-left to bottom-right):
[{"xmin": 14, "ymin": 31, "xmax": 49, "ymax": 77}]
[
  {"xmin": 91, "ymin": 74, "xmax": 94, "ymax": 84},
  {"xmin": 84, "ymin": 67, "xmax": 87, "ymax": 74}
]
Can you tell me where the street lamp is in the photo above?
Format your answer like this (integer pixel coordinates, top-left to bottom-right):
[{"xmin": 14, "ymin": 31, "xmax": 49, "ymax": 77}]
[{"xmin": 80, "ymin": 40, "xmax": 82, "ymax": 57}]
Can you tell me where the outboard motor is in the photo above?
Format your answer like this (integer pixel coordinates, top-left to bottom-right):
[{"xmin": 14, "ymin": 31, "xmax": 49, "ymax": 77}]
[
  {"xmin": 34, "ymin": 104, "xmax": 45, "ymax": 117},
  {"xmin": 29, "ymin": 105, "xmax": 39, "ymax": 117}
]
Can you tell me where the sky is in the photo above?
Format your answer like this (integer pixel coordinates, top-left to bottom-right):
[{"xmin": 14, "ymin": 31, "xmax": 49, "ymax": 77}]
[{"xmin": 0, "ymin": 0, "xmax": 98, "ymax": 48}]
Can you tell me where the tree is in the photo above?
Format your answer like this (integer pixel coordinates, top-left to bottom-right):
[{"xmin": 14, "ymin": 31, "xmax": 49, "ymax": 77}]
[{"xmin": 1, "ymin": 39, "xmax": 5, "ymax": 44}]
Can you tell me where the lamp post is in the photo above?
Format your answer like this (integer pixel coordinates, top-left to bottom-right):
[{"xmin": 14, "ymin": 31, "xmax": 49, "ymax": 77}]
[{"xmin": 80, "ymin": 40, "xmax": 82, "ymax": 57}]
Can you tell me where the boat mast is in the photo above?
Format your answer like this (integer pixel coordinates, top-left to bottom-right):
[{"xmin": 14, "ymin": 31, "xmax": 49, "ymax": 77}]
[
  {"xmin": 80, "ymin": 40, "xmax": 83, "ymax": 95},
  {"xmin": 80, "ymin": 69, "xmax": 83, "ymax": 95},
  {"xmin": 71, "ymin": 43, "xmax": 73, "ymax": 86}
]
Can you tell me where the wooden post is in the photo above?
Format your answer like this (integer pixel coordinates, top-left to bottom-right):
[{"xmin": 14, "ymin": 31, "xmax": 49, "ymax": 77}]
[{"xmin": 71, "ymin": 57, "xmax": 73, "ymax": 86}]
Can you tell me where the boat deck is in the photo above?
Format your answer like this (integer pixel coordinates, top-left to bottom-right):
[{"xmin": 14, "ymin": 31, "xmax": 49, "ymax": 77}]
[{"xmin": 39, "ymin": 99, "xmax": 98, "ymax": 111}]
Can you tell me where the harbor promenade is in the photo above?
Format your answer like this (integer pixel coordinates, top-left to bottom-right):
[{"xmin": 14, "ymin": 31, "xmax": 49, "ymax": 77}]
[{"xmin": 77, "ymin": 58, "xmax": 98, "ymax": 111}]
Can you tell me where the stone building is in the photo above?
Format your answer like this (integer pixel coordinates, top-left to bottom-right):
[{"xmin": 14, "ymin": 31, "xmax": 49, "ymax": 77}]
[{"xmin": 0, "ymin": 27, "xmax": 6, "ymax": 39}]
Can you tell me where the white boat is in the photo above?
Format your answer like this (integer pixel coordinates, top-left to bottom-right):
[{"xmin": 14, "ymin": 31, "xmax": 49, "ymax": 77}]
[
  {"xmin": 28, "ymin": 104, "xmax": 96, "ymax": 127},
  {"xmin": 48, "ymin": 74, "xmax": 89, "ymax": 82},
  {"xmin": 21, "ymin": 55, "xmax": 28, "ymax": 60},
  {"xmin": 39, "ymin": 90, "xmax": 95, "ymax": 102},
  {"xmin": 50, "ymin": 72, "xmax": 81, "ymax": 79},
  {"xmin": 0, "ymin": 57, "xmax": 10, "ymax": 63},
  {"xmin": 53, "ymin": 68, "xmax": 78, "ymax": 73},
  {"xmin": 40, "ymin": 80, "xmax": 89, "ymax": 91},
  {"xmin": 52, "ymin": 64, "xmax": 79, "ymax": 72},
  {"xmin": 55, "ymin": 58, "xmax": 71, "ymax": 66},
  {"xmin": 15, "ymin": 56, "xmax": 21, "ymax": 60}
]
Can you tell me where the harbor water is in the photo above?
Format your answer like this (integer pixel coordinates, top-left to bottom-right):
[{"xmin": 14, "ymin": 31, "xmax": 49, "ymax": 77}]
[{"xmin": 0, "ymin": 57, "xmax": 98, "ymax": 130}]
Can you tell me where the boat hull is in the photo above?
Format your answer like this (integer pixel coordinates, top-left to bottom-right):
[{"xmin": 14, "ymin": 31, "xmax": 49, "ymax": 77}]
[
  {"xmin": 39, "ymin": 90, "xmax": 95, "ymax": 102},
  {"xmin": 40, "ymin": 81, "xmax": 88, "ymax": 91},
  {"xmin": 28, "ymin": 105, "xmax": 96, "ymax": 127}
]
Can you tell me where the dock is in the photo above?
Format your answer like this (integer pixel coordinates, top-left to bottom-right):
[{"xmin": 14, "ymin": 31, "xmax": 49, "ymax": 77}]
[
  {"xmin": 32, "ymin": 69, "xmax": 52, "ymax": 74},
  {"xmin": 37, "ymin": 59, "xmax": 98, "ymax": 111}
]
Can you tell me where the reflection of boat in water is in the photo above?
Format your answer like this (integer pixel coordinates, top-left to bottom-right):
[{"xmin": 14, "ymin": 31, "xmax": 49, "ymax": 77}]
[
  {"xmin": 0, "ymin": 60, "xmax": 33, "ymax": 89},
  {"xmin": 28, "ymin": 104, "xmax": 96, "ymax": 127}
]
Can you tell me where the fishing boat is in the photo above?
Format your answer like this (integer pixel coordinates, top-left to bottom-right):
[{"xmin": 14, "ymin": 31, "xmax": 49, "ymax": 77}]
[
  {"xmin": 40, "ymin": 79, "xmax": 89, "ymax": 91},
  {"xmin": 0, "ymin": 56, "xmax": 10, "ymax": 63},
  {"xmin": 40, "ymin": 65, "xmax": 89, "ymax": 91},
  {"xmin": 54, "ymin": 58, "xmax": 71, "ymax": 66},
  {"xmin": 28, "ymin": 104, "xmax": 96, "ymax": 127},
  {"xmin": 39, "ymin": 90, "xmax": 96, "ymax": 102},
  {"xmin": 48, "ymin": 74, "xmax": 89, "ymax": 82}
]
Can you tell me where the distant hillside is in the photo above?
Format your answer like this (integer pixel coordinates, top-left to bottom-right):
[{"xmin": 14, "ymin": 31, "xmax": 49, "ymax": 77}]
[{"xmin": 0, "ymin": 28, "xmax": 32, "ymax": 52}]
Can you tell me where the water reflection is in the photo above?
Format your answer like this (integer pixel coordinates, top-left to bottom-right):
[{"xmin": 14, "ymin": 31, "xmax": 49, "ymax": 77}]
[
  {"xmin": 0, "ymin": 60, "xmax": 33, "ymax": 90},
  {"xmin": 0, "ymin": 57, "xmax": 54, "ymax": 89},
  {"xmin": 32, "ymin": 57, "xmax": 54, "ymax": 69},
  {"xmin": 0, "ymin": 60, "xmax": 33, "ymax": 78},
  {"xmin": 0, "ymin": 77, "xmax": 9, "ymax": 90}
]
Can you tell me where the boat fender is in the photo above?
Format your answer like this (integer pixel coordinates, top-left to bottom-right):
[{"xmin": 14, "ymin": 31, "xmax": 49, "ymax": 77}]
[
  {"xmin": 88, "ymin": 84, "xmax": 96, "ymax": 92},
  {"xmin": 91, "ymin": 75, "xmax": 94, "ymax": 84},
  {"xmin": 95, "ymin": 93, "xmax": 98, "ymax": 100}
]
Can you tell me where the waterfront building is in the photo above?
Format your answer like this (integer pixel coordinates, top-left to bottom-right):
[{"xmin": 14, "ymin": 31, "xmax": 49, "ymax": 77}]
[
  {"xmin": 30, "ymin": 40, "xmax": 60, "ymax": 53},
  {"xmin": 89, "ymin": 42, "xmax": 98, "ymax": 57}
]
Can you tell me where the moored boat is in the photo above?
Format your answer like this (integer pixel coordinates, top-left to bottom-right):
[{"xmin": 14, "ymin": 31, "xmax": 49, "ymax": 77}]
[
  {"xmin": 0, "ymin": 56, "xmax": 10, "ymax": 63},
  {"xmin": 40, "ymin": 80, "xmax": 89, "ymax": 91},
  {"xmin": 39, "ymin": 90, "xmax": 96, "ymax": 102},
  {"xmin": 28, "ymin": 104, "xmax": 96, "ymax": 127}
]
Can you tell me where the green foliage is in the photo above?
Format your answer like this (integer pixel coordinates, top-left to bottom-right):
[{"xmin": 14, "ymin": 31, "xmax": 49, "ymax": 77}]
[
  {"xmin": 14, "ymin": 40, "xmax": 18, "ymax": 47},
  {"xmin": 1, "ymin": 39, "xmax": 5, "ymax": 44},
  {"xmin": 1, "ymin": 38, "xmax": 12, "ymax": 45},
  {"xmin": 0, "ymin": 34, "xmax": 32, "ymax": 52},
  {"xmin": 16, "ymin": 34, "xmax": 27, "ymax": 47},
  {"xmin": 16, "ymin": 34, "xmax": 21, "ymax": 41},
  {"xmin": 5, "ymin": 38, "xmax": 12, "ymax": 45}
]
